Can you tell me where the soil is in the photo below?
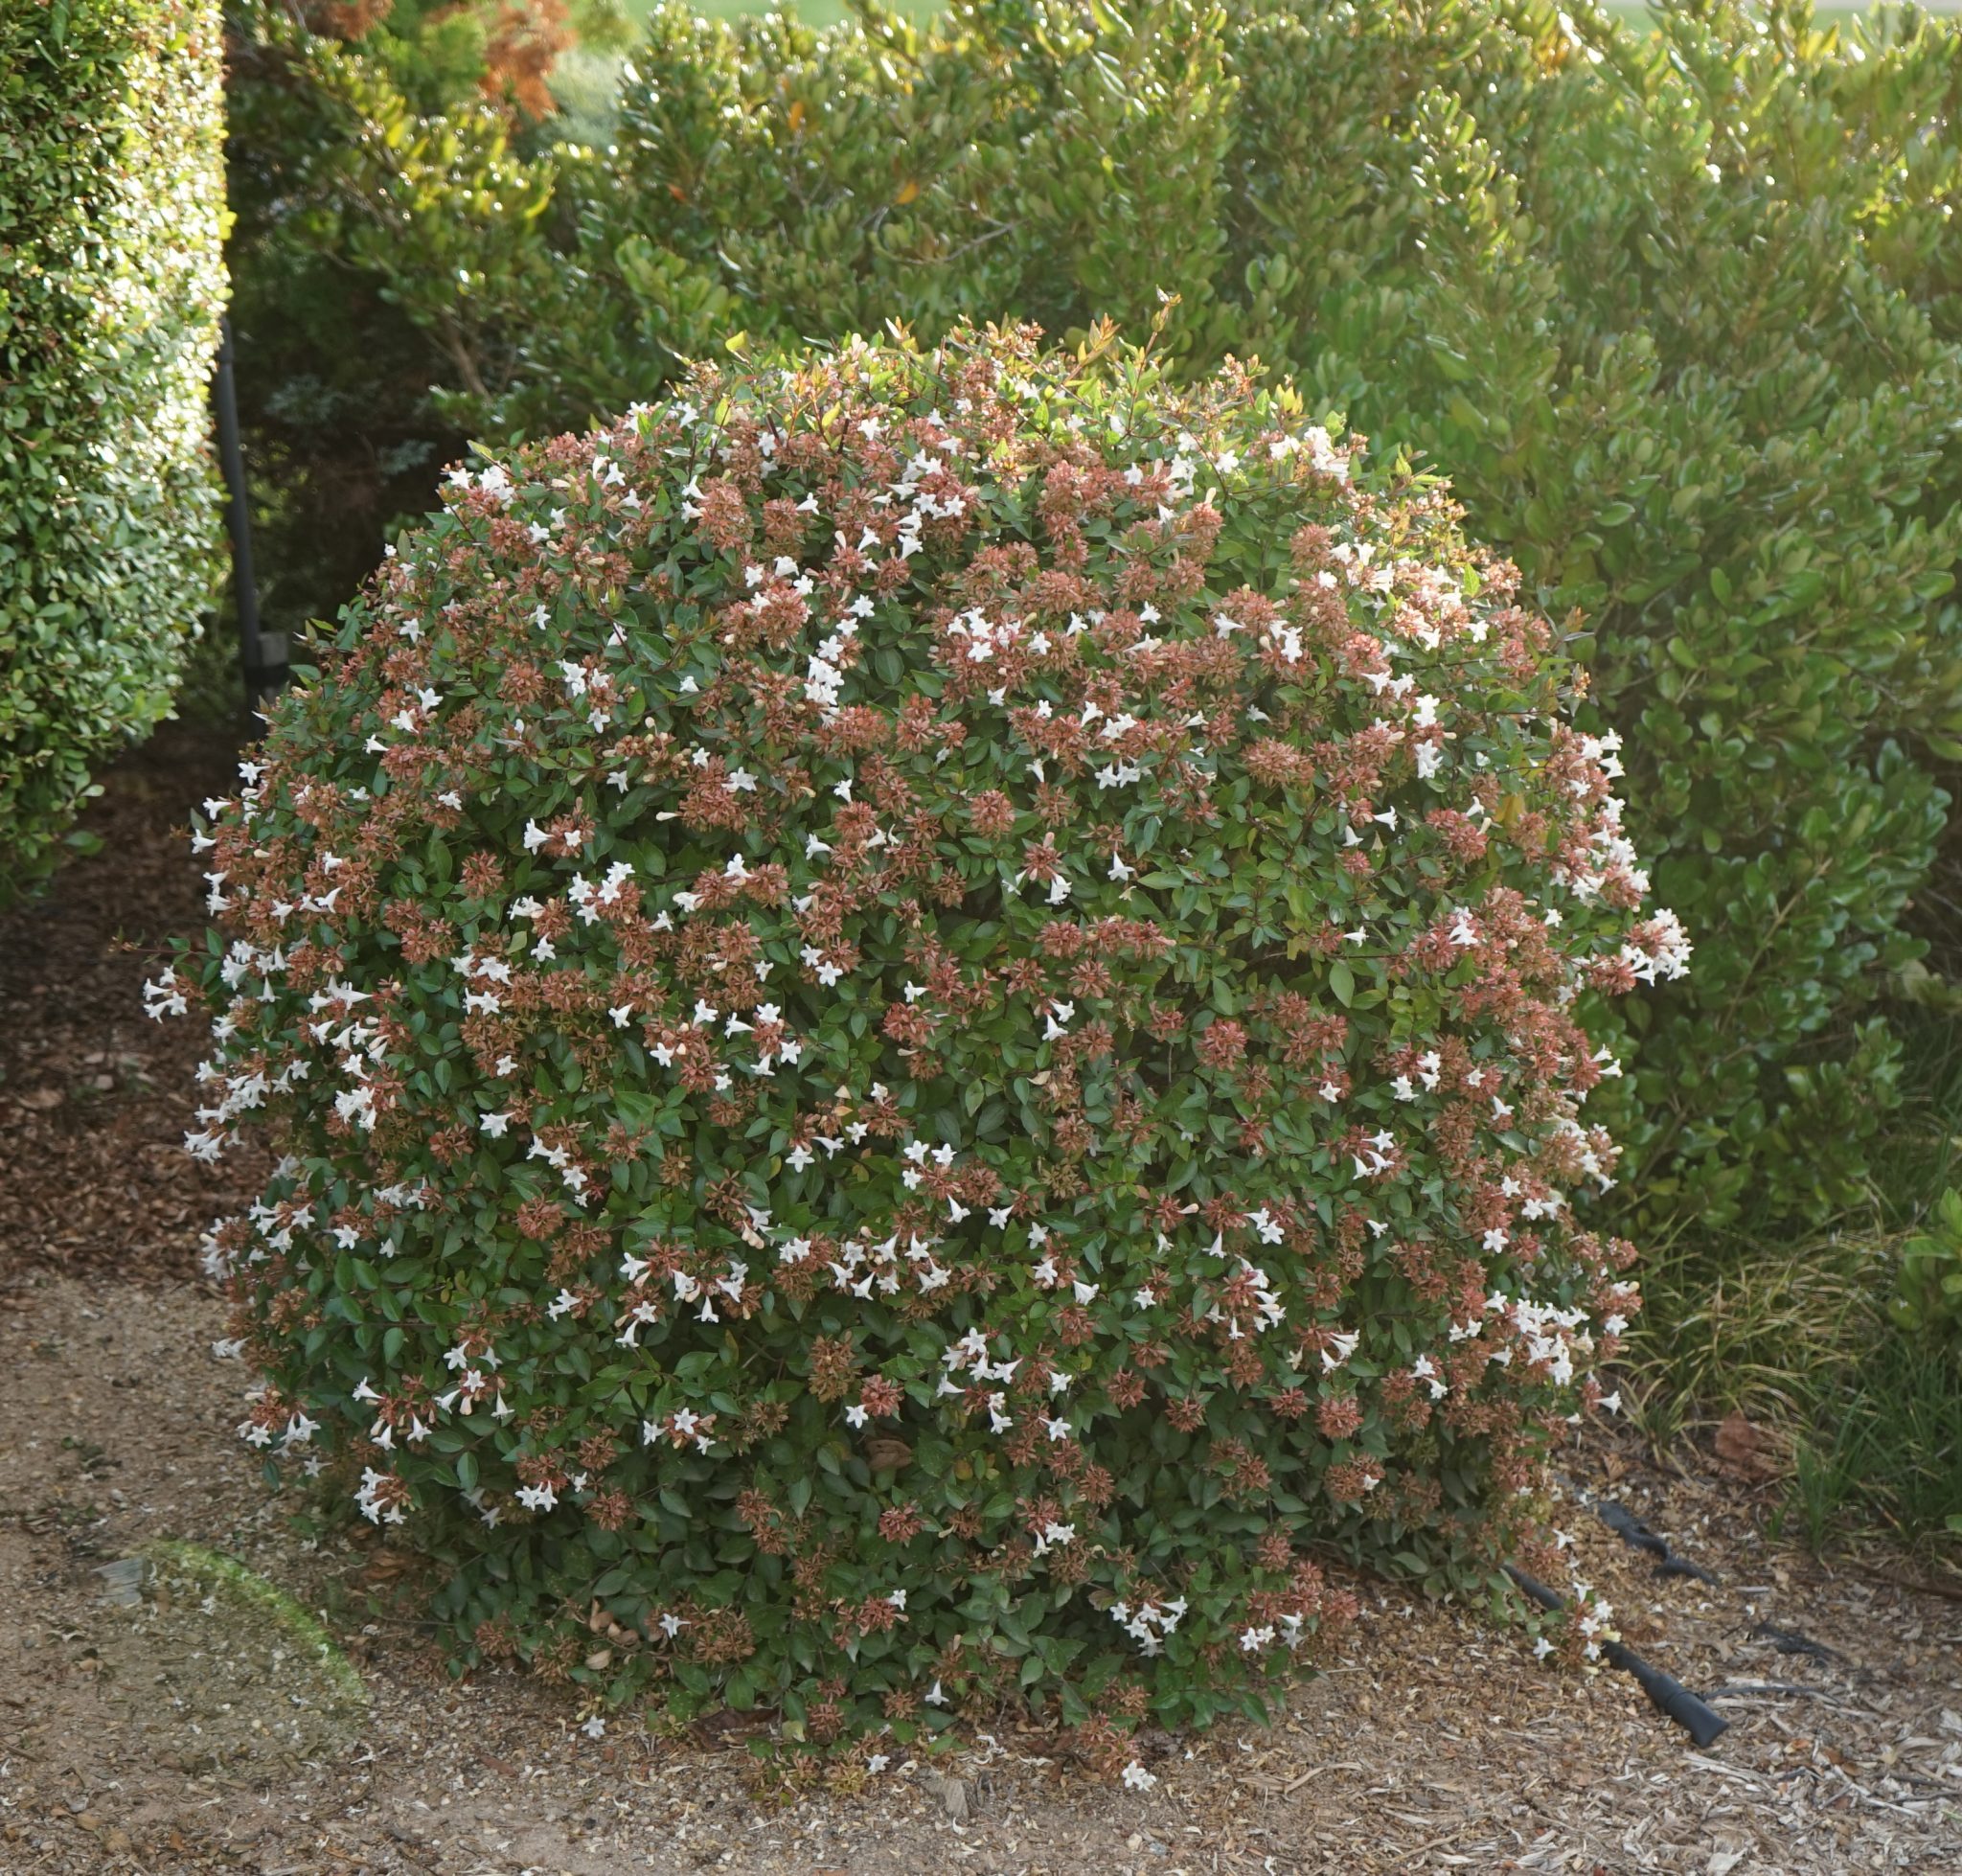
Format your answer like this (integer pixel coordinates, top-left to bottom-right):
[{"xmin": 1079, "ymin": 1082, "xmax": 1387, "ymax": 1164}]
[{"xmin": 3, "ymin": 729, "xmax": 1961, "ymax": 1875}]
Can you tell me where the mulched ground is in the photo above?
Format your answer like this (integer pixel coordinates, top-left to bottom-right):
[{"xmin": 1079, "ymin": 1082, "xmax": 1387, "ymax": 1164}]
[
  {"xmin": 0, "ymin": 721, "xmax": 271, "ymax": 1287},
  {"xmin": 3, "ymin": 731, "xmax": 1960, "ymax": 1874}
]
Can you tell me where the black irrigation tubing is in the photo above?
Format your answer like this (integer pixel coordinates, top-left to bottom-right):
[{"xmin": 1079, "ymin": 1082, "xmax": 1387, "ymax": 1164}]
[
  {"xmin": 213, "ymin": 316, "xmax": 288, "ymax": 711},
  {"xmin": 1748, "ymin": 1622, "xmax": 1843, "ymax": 1663},
  {"xmin": 1506, "ymin": 1565, "xmax": 1730, "ymax": 1748},
  {"xmin": 1597, "ymin": 1500, "xmax": 1721, "ymax": 1586}
]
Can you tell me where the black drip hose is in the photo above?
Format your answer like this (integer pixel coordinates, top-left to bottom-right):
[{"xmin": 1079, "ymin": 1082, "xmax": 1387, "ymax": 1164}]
[
  {"xmin": 1507, "ymin": 1565, "xmax": 1729, "ymax": 1748},
  {"xmin": 1597, "ymin": 1500, "xmax": 1720, "ymax": 1585}
]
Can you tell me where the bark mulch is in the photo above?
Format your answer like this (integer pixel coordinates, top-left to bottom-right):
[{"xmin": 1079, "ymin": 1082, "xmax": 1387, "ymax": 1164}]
[{"xmin": 1, "ymin": 721, "xmax": 270, "ymax": 1289}]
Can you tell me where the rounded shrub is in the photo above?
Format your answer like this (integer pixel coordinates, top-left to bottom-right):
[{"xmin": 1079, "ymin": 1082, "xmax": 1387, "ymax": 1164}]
[{"xmin": 157, "ymin": 329, "xmax": 1681, "ymax": 1747}]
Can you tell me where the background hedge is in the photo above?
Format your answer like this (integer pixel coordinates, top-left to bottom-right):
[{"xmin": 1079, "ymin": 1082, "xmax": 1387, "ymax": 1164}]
[
  {"xmin": 221, "ymin": 0, "xmax": 1962, "ymax": 1245},
  {"xmin": 0, "ymin": 0, "xmax": 227, "ymax": 903}
]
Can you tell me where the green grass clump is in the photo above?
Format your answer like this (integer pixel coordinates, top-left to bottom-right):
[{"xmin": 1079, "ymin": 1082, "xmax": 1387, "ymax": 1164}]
[
  {"xmin": 1631, "ymin": 1008, "xmax": 1962, "ymax": 1561},
  {"xmin": 1786, "ymin": 1338, "xmax": 1962, "ymax": 1553}
]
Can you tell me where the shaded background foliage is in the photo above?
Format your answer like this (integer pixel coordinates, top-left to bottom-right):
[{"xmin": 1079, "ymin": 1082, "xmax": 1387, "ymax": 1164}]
[
  {"xmin": 217, "ymin": 0, "xmax": 628, "ymax": 660},
  {"xmin": 0, "ymin": 0, "xmax": 227, "ymax": 902},
  {"xmin": 219, "ymin": 0, "xmax": 1962, "ymax": 1256}
]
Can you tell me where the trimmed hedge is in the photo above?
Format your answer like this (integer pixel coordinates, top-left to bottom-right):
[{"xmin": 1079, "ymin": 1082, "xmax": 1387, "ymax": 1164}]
[
  {"xmin": 1, "ymin": 0, "xmax": 227, "ymax": 900},
  {"xmin": 160, "ymin": 329, "xmax": 1664, "ymax": 1737}
]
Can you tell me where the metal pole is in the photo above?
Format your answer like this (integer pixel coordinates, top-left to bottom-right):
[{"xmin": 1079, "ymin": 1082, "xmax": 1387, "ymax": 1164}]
[{"xmin": 213, "ymin": 315, "xmax": 286, "ymax": 709}]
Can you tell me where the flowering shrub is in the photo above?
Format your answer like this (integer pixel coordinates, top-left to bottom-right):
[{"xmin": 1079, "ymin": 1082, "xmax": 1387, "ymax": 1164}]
[{"xmin": 156, "ymin": 329, "xmax": 1682, "ymax": 1745}]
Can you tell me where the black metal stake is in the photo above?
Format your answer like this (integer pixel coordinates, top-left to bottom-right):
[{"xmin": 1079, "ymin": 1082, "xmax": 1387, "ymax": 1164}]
[{"xmin": 213, "ymin": 315, "xmax": 286, "ymax": 711}]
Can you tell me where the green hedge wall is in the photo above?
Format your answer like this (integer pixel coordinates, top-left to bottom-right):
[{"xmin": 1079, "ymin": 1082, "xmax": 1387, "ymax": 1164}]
[
  {"xmin": 224, "ymin": 0, "xmax": 1962, "ymax": 1239},
  {"xmin": 1, "ymin": 0, "xmax": 227, "ymax": 901}
]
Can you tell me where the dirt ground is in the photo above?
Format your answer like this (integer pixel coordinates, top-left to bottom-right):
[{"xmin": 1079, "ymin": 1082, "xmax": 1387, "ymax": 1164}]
[{"xmin": 4, "ymin": 730, "xmax": 1962, "ymax": 1876}]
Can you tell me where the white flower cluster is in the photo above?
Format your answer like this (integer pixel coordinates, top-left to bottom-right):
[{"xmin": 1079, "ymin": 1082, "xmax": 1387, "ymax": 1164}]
[{"xmin": 1109, "ymin": 1594, "xmax": 1189, "ymax": 1658}]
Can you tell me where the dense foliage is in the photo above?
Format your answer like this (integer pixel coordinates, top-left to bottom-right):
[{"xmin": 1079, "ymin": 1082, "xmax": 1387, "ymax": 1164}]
[
  {"xmin": 1894, "ymin": 1186, "xmax": 1962, "ymax": 1351},
  {"xmin": 155, "ymin": 332, "xmax": 1670, "ymax": 1741},
  {"xmin": 0, "ymin": 0, "xmax": 226, "ymax": 901},
  {"xmin": 217, "ymin": 0, "xmax": 626, "ymax": 659},
  {"xmin": 219, "ymin": 0, "xmax": 1962, "ymax": 1239}
]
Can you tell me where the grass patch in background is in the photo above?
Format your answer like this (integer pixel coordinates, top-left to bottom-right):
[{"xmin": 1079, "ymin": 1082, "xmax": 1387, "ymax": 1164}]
[
  {"xmin": 1630, "ymin": 1006, "xmax": 1962, "ymax": 1565},
  {"xmin": 1784, "ymin": 1337, "xmax": 1962, "ymax": 1554}
]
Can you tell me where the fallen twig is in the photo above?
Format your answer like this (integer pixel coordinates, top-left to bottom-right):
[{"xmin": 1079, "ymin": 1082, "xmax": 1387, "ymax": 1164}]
[
  {"xmin": 1747, "ymin": 1622, "xmax": 1842, "ymax": 1663},
  {"xmin": 1706, "ymin": 1681, "xmax": 1849, "ymax": 1703},
  {"xmin": 1279, "ymin": 1760, "xmax": 1364, "ymax": 1795},
  {"xmin": 1857, "ymin": 1566, "xmax": 1962, "ymax": 1607}
]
